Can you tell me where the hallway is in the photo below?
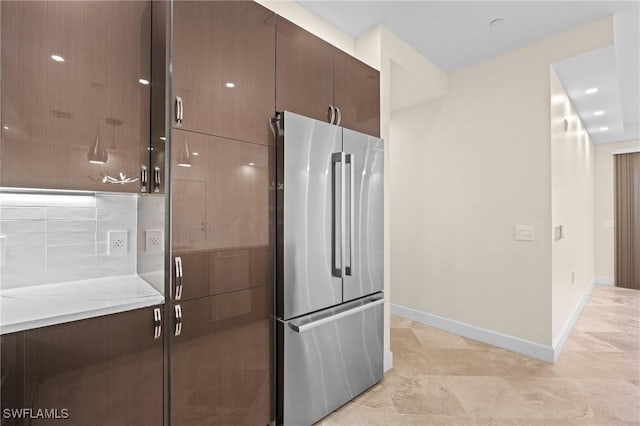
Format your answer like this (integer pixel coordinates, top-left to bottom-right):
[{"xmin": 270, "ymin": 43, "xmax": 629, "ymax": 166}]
[{"xmin": 320, "ymin": 285, "xmax": 640, "ymax": 425}]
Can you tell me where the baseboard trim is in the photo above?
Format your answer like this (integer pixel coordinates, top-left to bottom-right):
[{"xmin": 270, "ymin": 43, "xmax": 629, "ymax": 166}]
[
  {"xmin": 383, "ymin": 350, "xmax": 393, "ymax": 372},
  {"xmin": 551, "ymin": 279, "xmax": 596, "ymax": 362},
  {"xmin": 390, "ymin": 304, "xmax": 555, "ymax": 363},
  {"xmin": 595, "ymin": 276, "xmax": 614, "ymax": 286}
]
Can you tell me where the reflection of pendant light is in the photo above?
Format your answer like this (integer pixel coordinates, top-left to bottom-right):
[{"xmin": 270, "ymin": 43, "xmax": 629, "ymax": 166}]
[
  {"xmin": 88, "ymin": 126, "xmax": 108, "ymax": 164},
  {"xmin": 177, "ymin": 140, "xmax": 192, "ymax": 167}
]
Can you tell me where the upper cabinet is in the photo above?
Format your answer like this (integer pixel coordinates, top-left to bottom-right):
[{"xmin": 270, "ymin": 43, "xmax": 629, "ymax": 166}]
[
  {"xmin": 275, "ymin": 17, "xmax": 381, "ymax": 137},
  {"xmin": 275, "ymin": 17, "xmax": 334, "ymax": 125},
  {"xmin": 333, "ymin": 50, "xmax": 381, "ymax": 137},
  {"xmin": 0, "ymin": 1, "xmax": 151, "ymax": 192},
  {"xmin": 172, "ymin": 1, "xmax": 276, "ymax": 145}
]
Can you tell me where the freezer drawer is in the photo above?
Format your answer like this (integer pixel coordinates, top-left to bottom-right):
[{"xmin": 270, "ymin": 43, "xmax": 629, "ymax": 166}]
[{"xmin": 278, "ymin": 294, "xmax": 384, "ymax": 426}]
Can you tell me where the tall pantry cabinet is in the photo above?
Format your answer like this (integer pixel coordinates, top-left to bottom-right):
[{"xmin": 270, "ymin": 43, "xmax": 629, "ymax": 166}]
[{"xmin": 168, "ymin": 2, "xmax": 275, "ymax": 425}]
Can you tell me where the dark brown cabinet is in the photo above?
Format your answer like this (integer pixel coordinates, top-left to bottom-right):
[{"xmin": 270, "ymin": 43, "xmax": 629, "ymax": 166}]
[
  {"xmin": 172, "ymin": 1, "xmax": 275, "ymax": 145},
  {"xmin": 275, "ymin": 17, "xmax": 381, "ymax": 137},
  {"xmin": 0, "ymin": 306, "xmax": 163, "ymax": 426},
  {"xmin": 170, "ymin": 288, "xmax": 272, "ymax": 426},
  {"xmin": 0, "ymin": 1, "xmax": 152, "ymax": 192}
]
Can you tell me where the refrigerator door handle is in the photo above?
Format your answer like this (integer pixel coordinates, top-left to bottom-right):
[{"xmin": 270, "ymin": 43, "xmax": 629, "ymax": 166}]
[
  {"xmin": 331, "ymin": 152, "xmax": 344, "ymax": 277},
  {"xmin": 174, "ymin": 256, "xmax": 183, "ymax": 300},
  {"xmin": 346, "ymin": 153, "xmax": 354, "ymax": 276},
  {"xmin": 288, "ymin": 297, "xmax": 384, "ymax": 334}
]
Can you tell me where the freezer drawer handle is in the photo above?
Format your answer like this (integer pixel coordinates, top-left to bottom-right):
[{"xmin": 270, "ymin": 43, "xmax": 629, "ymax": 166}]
[
  {"xmin": 174, "ymin": 256, "xmax": 183, "ymax": 300},
  {"xmin": 174, "ymin": 304, "xmax": 183, "ymax": 336},
  {"xmin": 153, "ymin": 307, "xmax": 162, "ymax": 339},
  {"xmin": 289, "ymin": 298, "xmax": 384, "ymax": 334},
  {"xmin": 176, "ymin": 96, "xmax": 183, "ymax": 125}
]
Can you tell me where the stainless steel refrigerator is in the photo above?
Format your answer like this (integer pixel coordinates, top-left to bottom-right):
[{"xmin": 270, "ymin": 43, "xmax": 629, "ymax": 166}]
[{"xmin": 274, "ymin": 111, "xmax": 384, "ymax": 426}]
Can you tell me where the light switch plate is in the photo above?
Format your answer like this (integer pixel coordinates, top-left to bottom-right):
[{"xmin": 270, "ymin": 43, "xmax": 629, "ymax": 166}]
[
  {"xmin": 515, "ymin": 225, "xmax": 535, "ymax": 241},
  {"xmin": 108, "ymin": 231, "xmax": 128, "ymax": 256},
  {"xmin": 145, "ymin": 229, "xmax": 164, "ymax": 253}
]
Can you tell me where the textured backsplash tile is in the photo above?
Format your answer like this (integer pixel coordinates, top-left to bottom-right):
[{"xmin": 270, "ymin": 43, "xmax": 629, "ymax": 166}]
[{"xmin": 0, "ymin": 191, "xmax": 138, "ymax": 289}]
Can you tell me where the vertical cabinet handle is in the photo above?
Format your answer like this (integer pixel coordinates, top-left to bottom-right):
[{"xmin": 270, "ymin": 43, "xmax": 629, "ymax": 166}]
[
  {"xmin": 140, "ymin": 165, "xmax": 148, "ymax": 193},
  {"xmin": 174, "ymin": 305, "xmax": 183, "ymax": 336},
  {"xmin": 153, "ymin": 166, "xmax": 161, "ymax": 193},
  {"xmin": 153, "ymin": 307, "xmax": 162, "ymax": 339},
  {"xmin": 176, "ymin": 96, "xmax": 183, "ymax": 125},
  {"xmin": 328, "ymin": 105, "xmax": 336, "ymax": 125},
  {"xmin": 174, "ymin": 256, "xmax": 183, "ymax": 300},
  {"xmin": 336, "ymin": 107, "xmax": 342, "ymax": 126}
]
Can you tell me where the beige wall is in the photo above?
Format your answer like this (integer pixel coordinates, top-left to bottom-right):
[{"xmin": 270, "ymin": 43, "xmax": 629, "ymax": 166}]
[
  {"xmin": 389, "ymin": 18, "xmax": 612, "ymax": 347},
  {"xmin": 595, "ymin": 140, "xmax": 640, "ymax": 282},
  {"xmin": 550, "ymin": 68, "xmax": 595, "ymax": 346}
]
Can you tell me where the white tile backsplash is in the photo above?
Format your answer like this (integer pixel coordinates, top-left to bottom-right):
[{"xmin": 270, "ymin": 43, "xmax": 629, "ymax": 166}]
[{"xmin": 0, "ymin": 192, "xmax": 138, "ymax": 290}]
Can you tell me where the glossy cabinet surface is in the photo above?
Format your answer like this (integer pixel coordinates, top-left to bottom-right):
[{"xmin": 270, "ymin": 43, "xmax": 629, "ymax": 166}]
[
  {"xmin": 275, "ymin": 17, "xmax": 380, "ymax": 136},
  {"xmin": 0, "ymin": 307, "xmax": 163, "ymax": 426},
  {"xmin": 172, "ymin": 1, "xmax": 275, "ymax": 144},
  {"xmin": 275, "ymin": 16, "xmax": 334, "ymax": 124},
  {"xmin": 0, "ymin": 1, "xmax": 151, "ymax": 192},
  {"xmin": 334, "ymin": 50, "xmax": 381, "ymax": 137},
  {"xmin": 171, "ymin": 289, "xmax": 272, "ymax": 426}
]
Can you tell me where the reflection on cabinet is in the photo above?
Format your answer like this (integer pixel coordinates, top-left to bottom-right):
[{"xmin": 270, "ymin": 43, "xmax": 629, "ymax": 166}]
[
  {"xmin": 275, "ymin": 17, "xmax": 334, "ymax": 124},
  {"xmin": 172, "ymin": 1, "xmax": 275, "ymax": 144},
  {"xmin": 275, "ymin": 17, "xmax": 381, "ymax": 137},
  {"xmin": 171, "ymin": 129, "xmax": 270, "ymax": 252},
  {"xmin": 0, "ymin": 1, "xmax": 151, "ymax": 192},
  {"xmin": 171, "ymin": 288, "xmax": 272, "ymax": 426},
  {"xmin": 0, "ymin": 307, "xmax": 163, "ymax": 426}
]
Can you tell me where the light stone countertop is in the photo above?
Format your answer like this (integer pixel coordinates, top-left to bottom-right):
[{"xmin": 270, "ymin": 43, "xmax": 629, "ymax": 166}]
[{"xmin": 0, "ymin": 274, "xmax": 164, "ymax": 335}]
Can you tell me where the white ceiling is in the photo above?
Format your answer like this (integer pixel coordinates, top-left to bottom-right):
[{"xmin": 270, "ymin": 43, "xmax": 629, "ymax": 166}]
[{"xmin": 298, "ymin": 0, "xmax": 640, "ymax": 144}]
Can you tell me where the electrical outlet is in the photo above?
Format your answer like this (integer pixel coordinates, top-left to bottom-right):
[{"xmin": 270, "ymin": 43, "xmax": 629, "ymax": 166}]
[
  {"xmin": 109, "ymin": 231, "xmax": 128, "ymax": 256},
  {"xmin": 145, "ymin": 229, "xmax": 164, "ymax": 253}
]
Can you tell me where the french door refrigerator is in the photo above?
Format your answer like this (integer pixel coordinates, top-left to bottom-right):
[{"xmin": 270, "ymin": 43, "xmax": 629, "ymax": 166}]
[{"xmin": 274, "ymin": 111, "xmax": 384, "ymax": 426}]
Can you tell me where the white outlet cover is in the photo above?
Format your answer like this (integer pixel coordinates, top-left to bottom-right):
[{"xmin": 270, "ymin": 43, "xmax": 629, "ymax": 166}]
[
  {"xmin": 108, "ymin": 230, "xmax": 128, "ymax": 256},
  {"xmin": 515, "ymin": 225, "xmax": 535, "ymax": 241},
  {"xmin": 145, "ymin": 229, "xmax": 164, "ymax": 253}
]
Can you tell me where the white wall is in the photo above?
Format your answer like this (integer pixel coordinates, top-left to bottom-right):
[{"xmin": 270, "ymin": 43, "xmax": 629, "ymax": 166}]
[
  {"xmin": 595, "ymin": 140, "xmax": 640, "ymax": 283},
  {"xmin": 550, "ymin": 67, "xmax": 595, "ymax": 348},
  {"xmin": 389, "ymin": 17, "xmax": 612, "ymax": 349}
]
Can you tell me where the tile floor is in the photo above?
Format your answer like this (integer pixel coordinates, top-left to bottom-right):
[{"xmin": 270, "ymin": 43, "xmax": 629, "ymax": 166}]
[{"xmin": 319, "ymin": 285, "xmax": 640, "ymax": 425}]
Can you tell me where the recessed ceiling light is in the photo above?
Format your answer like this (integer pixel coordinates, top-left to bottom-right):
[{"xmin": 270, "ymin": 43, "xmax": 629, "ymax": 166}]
[
  {"xmin": 160, "ymin": 136, "xmax": 166, "ymax": 141},
  {"xmin": 225, "ymin": 82, "xmax": 235, "ymax": 88},
  {"xmin": 593, "ymin": 110, "xmax": 605, "ymax": 116},
  {"xmin": 139, "ymin": 79, "xmax": 150, "ymax": 85},
  {"xmin": 248, "ymin": 162, "xmax": 255, "ymax": 166},
  {"xmin": 585, "ymin": 87, "xmax": 599, "ymax": 95},
  {"xmin": 51, "ymin": 54, "xmax": 65, "ymax": 62},
  {"xmin": 489, "ymin": 18, "xmax": 504, "ymax": 27},
  {"xmin": 3, "ymin": 126, "xmax": 8, "ymax": 130},
  {"xmin": 192, "ymin": 152, "xmax": 199, "ymax": 156},
  {"xmin": 599, "ymin": 127, "xmax": 609, "ymax": 131}
]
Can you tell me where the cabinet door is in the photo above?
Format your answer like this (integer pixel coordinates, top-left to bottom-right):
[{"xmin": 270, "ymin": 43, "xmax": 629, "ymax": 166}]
[
  {"xmin": 0, "ymin": 307, "xmax": 163, "ymax": 426},
  {"xmin": 333, "ymin": 50, "xmax": 381, "ymax": 137},
  {"xmin": 172, "ymin": 1, "xmax": 275, "ymax": 145},
  {"xmin": 171, "ymin": 289, "xmax": 272, "ymax": 426},
  {"xmin": 171, "ymin": 128, "xmax": 273, "ymax": 301},
  {"xmin": 276, "ymin": 17, "xmax": 334, "ymax": 123},
  {"xmin": 0, "ymin": 1, "xmax": 151, "ymax": 192}
]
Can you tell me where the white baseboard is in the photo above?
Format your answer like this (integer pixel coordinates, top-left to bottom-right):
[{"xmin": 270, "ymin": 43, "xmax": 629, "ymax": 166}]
[
  {"xmin": 595, "ymin": 276, "xmax": 614, "ymax": 286},
  {"xmin": 383, "ymin": 350, "xmax": 393, "ymax": 372},
  {"xmin": 390, "ymin": 304, "xmax": 555, "ymax": 363},
  {"xmin": 551, "ymin": 279, "xmax": 596, "ymax": 361}
]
